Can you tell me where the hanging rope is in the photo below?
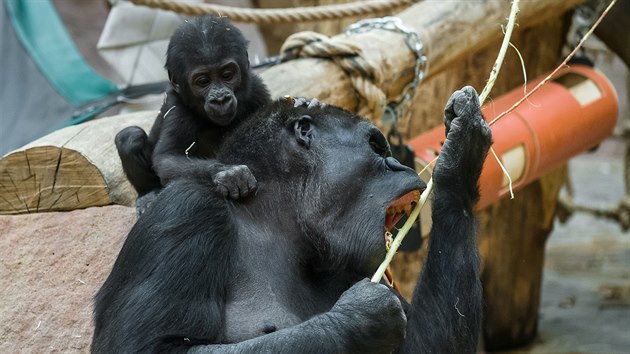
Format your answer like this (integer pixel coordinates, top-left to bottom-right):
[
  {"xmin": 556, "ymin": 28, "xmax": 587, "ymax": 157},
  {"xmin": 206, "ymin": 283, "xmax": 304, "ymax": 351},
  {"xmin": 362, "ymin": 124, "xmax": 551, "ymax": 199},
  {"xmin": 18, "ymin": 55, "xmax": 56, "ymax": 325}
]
[
  {"xmin": 280, "ymin": 31, "xmax": 386, "ymax": 120},
  {"xmin": 128, "ymin": 0, "xmax": 419, "ymax": 24}
]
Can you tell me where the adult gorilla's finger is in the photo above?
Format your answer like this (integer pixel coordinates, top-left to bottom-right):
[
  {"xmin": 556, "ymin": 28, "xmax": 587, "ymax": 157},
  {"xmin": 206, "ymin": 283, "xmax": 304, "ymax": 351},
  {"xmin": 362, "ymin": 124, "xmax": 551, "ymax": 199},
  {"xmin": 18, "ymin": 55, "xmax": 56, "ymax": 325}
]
[
  {"xmin": 247, "ymin": 175, "xmax": 257, "ymax": 194},
  {"xmin": 227, "ymin": 183, "xmax": 240, "ymax": 200},
  {"xmin": 452, "ymin": 86, "xmax": 480, "ymax": 118},
  {"xmin": 308, "ymin": 98, "xmax": 323, "ymax": 109},
  {"xmin": 293, "ymin": 97, "xmax": 308, "ymax": 107},
  {"xmin": 217, "ymin": 184, "xmax": 229, "ymax": 198}
]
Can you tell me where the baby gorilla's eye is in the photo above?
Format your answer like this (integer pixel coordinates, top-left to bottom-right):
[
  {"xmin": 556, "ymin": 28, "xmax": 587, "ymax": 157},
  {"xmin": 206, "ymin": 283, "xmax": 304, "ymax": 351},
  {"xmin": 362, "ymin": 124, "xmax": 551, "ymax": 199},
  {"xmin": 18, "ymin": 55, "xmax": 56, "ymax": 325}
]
[
  {"xmin": 222, "ymin": 70, "xmax": 235, "ymax": 81},
  {"xmin": 194, "ymin": 76, "xmax": 211, "ymax": 87}
]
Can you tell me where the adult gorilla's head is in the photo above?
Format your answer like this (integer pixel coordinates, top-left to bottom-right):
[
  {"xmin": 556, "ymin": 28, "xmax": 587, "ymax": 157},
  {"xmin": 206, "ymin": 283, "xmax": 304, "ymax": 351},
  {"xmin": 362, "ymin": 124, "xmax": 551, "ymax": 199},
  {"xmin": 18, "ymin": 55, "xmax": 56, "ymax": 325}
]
[{"xmin": 220, "ymin": 99, "xmax": 426, "ymax": 276}]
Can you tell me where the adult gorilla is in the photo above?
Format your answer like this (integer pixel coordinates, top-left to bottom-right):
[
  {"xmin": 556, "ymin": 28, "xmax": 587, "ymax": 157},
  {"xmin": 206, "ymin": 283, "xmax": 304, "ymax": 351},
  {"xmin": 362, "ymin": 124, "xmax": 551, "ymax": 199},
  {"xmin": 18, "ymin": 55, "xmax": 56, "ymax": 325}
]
[{"xmin": 92, "ymin": 87, "xmax": 491, "ymax": 353}]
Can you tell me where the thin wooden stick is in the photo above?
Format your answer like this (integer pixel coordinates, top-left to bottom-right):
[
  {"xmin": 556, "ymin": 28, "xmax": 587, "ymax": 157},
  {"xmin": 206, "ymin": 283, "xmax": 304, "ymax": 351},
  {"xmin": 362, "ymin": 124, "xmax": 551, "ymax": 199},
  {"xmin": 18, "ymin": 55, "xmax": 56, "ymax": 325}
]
[
  {"xmin": 372, "ymin": 0, "xmax": 521, "ymax": 283},
  {"xmin": 478, "ymin": 3, "xmax": 520, "ymax": 104},
  {"xmin": 491, "ymin": 147, "xmax": 514, "ymax": 199},
  {"xmin": 372, "ymin": 179, "xmax": 434, "ymax": 282}
]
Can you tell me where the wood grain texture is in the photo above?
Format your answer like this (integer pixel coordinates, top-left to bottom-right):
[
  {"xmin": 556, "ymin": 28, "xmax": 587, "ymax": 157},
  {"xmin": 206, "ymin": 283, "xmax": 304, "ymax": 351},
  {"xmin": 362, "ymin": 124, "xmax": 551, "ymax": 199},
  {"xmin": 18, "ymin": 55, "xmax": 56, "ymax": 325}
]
[{"xmin": 0, "ymin": 111, "xmax": 155, "ymax": 214}]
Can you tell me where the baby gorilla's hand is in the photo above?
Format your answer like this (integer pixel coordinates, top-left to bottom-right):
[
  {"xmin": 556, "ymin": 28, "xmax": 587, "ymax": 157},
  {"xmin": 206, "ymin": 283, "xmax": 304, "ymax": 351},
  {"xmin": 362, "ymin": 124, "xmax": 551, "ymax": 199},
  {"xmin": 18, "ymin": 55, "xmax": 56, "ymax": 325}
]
[{"xmin": 213, "ymin": 165, "xmax": 257, "ymax": 200}]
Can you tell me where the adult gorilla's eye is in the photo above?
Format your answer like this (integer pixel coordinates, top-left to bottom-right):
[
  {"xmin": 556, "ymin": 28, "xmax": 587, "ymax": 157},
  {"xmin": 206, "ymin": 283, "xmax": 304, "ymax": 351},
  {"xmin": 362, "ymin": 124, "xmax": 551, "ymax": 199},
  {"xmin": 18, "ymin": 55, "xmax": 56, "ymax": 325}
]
[{"xmin": 368, "ymin": 129, "xmax": 389, "ymax": 157}]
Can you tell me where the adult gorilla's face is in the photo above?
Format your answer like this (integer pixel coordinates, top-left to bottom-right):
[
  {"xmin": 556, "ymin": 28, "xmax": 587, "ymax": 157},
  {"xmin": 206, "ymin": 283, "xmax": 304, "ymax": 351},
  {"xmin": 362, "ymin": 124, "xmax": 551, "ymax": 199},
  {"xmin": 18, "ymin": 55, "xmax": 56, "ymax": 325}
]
[
  {"xmin": 295, "ymin": 114, "xmax": 426, "ymax": 275},
  {"xmin": 221, "ymin": 101, "xmax": 426, "ymax": 276}
]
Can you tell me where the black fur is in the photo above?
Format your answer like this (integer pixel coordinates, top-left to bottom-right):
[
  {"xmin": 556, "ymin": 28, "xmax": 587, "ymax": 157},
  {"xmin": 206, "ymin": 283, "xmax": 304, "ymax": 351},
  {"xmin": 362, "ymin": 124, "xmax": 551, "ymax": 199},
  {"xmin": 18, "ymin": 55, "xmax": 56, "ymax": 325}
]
[
  {"xmin": 93, "ymin": 86, "xmax": 491, "ymax": 353},
  {"xmin": 115, "ymin": 15, "xmax": 271, "ymax": 210}
]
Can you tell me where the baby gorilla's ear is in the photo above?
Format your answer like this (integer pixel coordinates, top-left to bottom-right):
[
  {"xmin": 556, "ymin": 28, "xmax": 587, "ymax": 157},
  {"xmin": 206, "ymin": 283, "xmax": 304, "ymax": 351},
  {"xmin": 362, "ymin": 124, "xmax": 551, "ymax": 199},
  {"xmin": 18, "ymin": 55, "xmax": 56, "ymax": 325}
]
[
  {"xmin": 168, "ymin": 70, "xmax": 181, "ymax": 94},
  {"xmin": 293, "ymin": 115, "xmax": 314, "ymax": 149}
]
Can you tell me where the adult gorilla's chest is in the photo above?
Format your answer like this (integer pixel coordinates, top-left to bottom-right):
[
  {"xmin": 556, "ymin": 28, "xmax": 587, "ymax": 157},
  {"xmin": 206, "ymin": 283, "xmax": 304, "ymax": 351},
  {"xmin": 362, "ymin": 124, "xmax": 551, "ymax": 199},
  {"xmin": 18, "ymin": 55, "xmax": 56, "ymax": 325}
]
[
  {"xmin": 222, "ymin": 281, "xmax": 303, "ymax": 342},
  {"xmin": 219, "ymin": 230, "xmax": 343, "ymax": 344}
]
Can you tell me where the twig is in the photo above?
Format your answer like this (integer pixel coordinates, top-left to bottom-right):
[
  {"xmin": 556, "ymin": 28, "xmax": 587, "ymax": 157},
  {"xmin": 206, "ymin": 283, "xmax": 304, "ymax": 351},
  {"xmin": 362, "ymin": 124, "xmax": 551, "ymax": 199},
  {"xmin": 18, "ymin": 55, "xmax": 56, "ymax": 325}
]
[
  {"xmin": 455, "ymin": 297, "xmax": 465, "ymax": 317},
  {"xmin": 509, "ymin": 42, "xmax": 528, "ymax": 95},
  {"xmin": 491, "ymin": 147, "xmax": 514, "ymax": 199},
  {"xmin": 185, "ymin": 141, "xmax": 196, "ymax": 160},
  {"xmin": 372, "ymin": 0, "xmax": 521, "ymax": 283},
  {"xmin": 372, "ymin": 179, "xmax": 433, "ymax": 282},
  {"xmin": 478, "ymin": 1, "xmax": 520, "ymax": 104},
  {"xmin": 163, "ymin": 105, "xmax": 176, "ymax": 120},
  {"xmin": 489, "ymin": 0, "xmax": 617, "ymax": 126}
]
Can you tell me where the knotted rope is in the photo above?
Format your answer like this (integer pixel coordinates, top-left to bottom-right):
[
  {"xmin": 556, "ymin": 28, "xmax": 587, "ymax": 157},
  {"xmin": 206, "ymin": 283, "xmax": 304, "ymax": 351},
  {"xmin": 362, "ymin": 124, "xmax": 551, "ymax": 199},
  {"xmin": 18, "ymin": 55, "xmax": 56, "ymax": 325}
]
[
  {"xmin": 129, "ymin": 0, "xmax": 418, "ymax": 24},
  {"xmin": 280, "ymin": 31, "xmax": 387, "ymax": 121}
]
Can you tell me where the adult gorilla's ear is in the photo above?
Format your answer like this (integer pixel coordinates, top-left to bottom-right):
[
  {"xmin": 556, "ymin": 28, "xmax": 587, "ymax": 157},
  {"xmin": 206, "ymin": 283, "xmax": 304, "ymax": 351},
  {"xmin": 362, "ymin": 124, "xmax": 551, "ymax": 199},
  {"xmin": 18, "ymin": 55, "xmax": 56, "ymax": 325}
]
[
  {"xmin": 168, "ymin": 70, "xmax": 180, "ymax": 94},
  {"xmin": 293, "ymin": 115, "xmax": 313, "ymax": 149}
]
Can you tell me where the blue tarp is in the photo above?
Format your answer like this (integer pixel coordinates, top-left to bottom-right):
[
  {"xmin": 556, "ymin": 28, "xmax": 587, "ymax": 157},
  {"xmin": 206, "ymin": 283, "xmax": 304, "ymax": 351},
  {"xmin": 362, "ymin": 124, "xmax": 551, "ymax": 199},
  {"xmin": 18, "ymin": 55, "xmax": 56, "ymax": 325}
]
[{"xmin": 0, "ymin": 0, "xmax": 119, "ymax": 154}]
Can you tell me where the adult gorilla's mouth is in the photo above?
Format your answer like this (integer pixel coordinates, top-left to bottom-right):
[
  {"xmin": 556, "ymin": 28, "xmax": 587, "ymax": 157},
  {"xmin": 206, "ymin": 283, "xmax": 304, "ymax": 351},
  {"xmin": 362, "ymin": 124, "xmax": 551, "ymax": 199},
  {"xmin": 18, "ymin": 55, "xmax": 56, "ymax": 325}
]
[{"xmin": 384, "ymin": 190, "xmax": 421, "ymax": 244}]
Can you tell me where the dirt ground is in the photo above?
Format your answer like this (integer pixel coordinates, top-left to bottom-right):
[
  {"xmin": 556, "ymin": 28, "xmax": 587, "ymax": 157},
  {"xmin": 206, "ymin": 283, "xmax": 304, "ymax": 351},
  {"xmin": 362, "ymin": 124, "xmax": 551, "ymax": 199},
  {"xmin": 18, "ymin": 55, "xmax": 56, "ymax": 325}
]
[{"xmin": 6, "ymin": 1, "xmax": 629, "ymax": 353}]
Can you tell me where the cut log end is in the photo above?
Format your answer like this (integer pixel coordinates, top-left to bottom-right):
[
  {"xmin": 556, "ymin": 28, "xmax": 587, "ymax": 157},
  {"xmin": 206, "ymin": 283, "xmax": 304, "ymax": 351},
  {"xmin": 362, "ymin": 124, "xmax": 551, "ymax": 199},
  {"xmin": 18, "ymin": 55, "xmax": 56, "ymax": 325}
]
[
  {"xmin": 0, "ymin": 147, "xmax": 111, "ymax": 214},
  {"xmin": 0, "ymin": 111, "xmax": 155, "ymax": 215}
]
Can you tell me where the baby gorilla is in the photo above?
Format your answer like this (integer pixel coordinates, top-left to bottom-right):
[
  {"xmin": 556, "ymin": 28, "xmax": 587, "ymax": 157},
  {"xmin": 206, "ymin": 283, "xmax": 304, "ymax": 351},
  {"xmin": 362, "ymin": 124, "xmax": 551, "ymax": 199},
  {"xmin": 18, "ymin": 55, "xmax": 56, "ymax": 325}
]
[
  {"xmin": 115, "ymin": 15, "xmax": 271, "ymax": 211},
  {"xmin": 93, "ymin": 87, "xmax": 491, "ymax": 353}
]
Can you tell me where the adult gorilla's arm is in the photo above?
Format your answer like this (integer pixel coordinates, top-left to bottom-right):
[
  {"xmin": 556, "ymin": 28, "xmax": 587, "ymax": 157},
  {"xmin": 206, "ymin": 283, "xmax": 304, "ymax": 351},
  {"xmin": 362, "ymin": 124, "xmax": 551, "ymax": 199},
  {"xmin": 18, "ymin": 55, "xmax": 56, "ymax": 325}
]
[
  {"xmin": 400, "ymin": 87, "xmax": 491, "ymax": 353},
  {"xmin": 189, "ymin": 280, "xmax": 406, "ymax": 354}
]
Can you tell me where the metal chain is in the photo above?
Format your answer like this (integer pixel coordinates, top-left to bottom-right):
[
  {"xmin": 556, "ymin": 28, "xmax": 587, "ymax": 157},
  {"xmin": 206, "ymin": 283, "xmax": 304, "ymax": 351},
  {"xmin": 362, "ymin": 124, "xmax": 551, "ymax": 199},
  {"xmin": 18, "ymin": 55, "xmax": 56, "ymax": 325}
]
[
  {"xmin": 344, "ymin": 16, "xmax": 428, "ymax": 125},
  {"xmin": 566, "ymin": 1, "xmax": 607, "ymax": 57}
]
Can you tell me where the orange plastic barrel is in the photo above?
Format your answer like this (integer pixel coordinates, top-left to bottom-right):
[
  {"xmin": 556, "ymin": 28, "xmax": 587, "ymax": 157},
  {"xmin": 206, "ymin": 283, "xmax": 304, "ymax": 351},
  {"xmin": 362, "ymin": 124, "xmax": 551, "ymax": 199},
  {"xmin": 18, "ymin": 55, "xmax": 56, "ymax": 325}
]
[{"xmin": 410, "ymin": 64, "xmax": 618, "ymax": 210}]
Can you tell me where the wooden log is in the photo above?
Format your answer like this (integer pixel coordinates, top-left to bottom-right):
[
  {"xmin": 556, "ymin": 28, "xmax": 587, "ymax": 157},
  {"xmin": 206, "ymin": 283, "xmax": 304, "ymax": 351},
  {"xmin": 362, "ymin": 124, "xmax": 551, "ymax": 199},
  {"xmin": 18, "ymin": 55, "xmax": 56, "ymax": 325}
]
[
  {"xmin": 259, "ymin": 0, "xmax": 585, "ymax": 121},
  {"xmin": 0, "ymin": 112, "xmax": 155, "ymax": 214}
]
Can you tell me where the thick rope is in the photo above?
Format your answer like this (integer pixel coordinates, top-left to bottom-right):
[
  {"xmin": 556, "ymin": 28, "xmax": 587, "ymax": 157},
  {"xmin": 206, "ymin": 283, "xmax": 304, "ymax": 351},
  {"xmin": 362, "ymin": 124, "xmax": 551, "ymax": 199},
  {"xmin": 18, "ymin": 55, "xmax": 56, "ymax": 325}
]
[
  {"xmin": 129, "ymin": 0, "xmax": 418, "ymax": 24},
  {"xmin": 280, "ymin": 31, "xmax": 386, "ymax": 120}
]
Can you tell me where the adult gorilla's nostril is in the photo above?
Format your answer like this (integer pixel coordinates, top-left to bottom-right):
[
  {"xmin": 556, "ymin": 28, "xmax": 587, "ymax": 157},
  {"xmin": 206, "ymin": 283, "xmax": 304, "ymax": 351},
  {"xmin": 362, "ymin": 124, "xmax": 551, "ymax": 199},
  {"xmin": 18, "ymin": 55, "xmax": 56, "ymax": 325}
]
[{"xmin": 385, "ymin": 156, "xmax": 411, "ymax": 172}]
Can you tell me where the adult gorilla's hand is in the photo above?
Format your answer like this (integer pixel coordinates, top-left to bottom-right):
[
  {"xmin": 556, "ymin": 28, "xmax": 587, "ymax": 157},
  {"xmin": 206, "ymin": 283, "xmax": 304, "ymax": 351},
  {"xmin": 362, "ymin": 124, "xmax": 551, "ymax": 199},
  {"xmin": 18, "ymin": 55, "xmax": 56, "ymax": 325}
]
[
  {"xmin": 433, "ymin": 86, "xmax": 492, "ymax": 206},
  {"xmin": 292, "ymin": 96, "xmax": 326, "ymax": 109},
  {"xmin": 330, "ymin": 279, "xmax": 407, "ymax": 353}
]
